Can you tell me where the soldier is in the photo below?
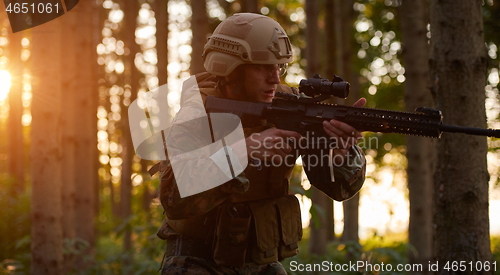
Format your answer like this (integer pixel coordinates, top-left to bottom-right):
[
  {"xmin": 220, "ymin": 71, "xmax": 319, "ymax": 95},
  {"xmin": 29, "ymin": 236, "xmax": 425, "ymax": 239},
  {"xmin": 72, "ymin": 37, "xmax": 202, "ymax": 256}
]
[{"xmin": 158, "ymin": 13, "xmax": 366, "ymax": 274}]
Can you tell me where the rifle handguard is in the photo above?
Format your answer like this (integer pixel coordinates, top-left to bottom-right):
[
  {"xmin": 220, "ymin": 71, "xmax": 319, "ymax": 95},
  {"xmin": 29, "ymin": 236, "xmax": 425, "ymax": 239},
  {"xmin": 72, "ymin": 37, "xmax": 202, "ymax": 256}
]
[{"xmin": 205, "ymin": 96, "xmax": 500, "ymax": 138}]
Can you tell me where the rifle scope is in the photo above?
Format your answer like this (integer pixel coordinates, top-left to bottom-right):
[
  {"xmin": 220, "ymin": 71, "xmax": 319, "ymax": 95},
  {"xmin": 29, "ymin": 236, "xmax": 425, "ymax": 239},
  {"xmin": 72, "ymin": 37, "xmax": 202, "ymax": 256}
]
[{"xmin": 299, "ymin": 74, "xmax": 350, "ymax": 99}]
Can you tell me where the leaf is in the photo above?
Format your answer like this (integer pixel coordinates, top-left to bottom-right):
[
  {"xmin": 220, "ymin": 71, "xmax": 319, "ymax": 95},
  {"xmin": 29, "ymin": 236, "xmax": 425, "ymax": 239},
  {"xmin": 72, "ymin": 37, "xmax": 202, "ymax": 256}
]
[{"xmin": 310, "ymin": 202, "xmax": 327, "ymax": 228}]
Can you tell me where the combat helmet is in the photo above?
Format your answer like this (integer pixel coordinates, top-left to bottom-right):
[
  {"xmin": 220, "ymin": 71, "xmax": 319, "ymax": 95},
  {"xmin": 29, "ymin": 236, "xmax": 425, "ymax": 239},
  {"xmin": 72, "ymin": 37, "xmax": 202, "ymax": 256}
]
[{"xmin": 202, "ymin": 13, "xmax": 293, "ymax": 77}]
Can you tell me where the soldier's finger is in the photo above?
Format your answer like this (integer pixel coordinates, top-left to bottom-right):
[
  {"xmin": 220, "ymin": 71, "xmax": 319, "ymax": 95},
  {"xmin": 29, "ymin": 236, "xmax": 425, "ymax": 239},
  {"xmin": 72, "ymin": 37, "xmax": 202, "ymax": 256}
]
[
  {"xmin": 322, "ymin": 124, "xmax": 340, "ymax": 139},
  {"xmin": 277, "ymin": 129, "xmax": 302, "ymax": 140},
  {"xmin": 352, "ymin": 98, "xmax": 367, "ymax": 108},
  {"xmin": 282, "ymin": 142, "xmax": 292, "ymax": 154},
  {"xmin": 328, "ymin": 120, "xmax": 362, "ymax": 139},
  {"xmin": 271, "ymin": 148, "xmax": 287, "ymax": 159},
  {"xmin": 323, "ymin": 120, "xmax": 352, "ymax": 140}
]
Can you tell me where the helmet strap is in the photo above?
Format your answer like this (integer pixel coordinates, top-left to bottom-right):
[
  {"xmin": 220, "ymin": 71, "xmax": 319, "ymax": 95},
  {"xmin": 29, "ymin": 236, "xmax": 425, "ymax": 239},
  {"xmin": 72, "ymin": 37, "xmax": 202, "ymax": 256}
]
[
  {"xmin": 217, "ymin": 67, "xmax": 251, "ymax": 101},
  {"xmin": 230, "ymin": 78, "xmax": 243, "ymax": 95}
]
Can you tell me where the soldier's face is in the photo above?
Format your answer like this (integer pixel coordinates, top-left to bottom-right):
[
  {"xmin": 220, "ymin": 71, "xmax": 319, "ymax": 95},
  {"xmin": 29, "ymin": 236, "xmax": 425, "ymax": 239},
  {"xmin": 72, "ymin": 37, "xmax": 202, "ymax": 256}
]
[{"xmin": 241, "ymin": 64, "xmax": 281, "ymax": 103}]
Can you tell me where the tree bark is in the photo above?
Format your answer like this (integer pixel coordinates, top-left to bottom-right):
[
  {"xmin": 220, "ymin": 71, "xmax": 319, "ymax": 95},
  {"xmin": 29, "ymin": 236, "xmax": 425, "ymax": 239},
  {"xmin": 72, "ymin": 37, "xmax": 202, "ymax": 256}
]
[
  {"xmin": 341, "ymin": 194, "xmax": 359, "ymax": 244},
  {"xmin": 322, "ymin": 0, "xmax": 337, "ymax": 243},
  {"xmin": 398, "ymin": 1, "xmax": 434, "ymax": 271},
  {"xmin": 324, "ymin": 0, "xmax": 335, "ymax": 79},
  {"xmin": 190, "ymin": 0, "xmax": 209, "ymax": 75},
  {"xmin": 332, "ymin": 0, "xmax": 360, "ymax": 245},
  {"xmin": 306, "ymin": 0, "xmax": 330, "ymax": 256},
  {"xmin": 139, "ymin": 0, "xmax": 169, "ymax": 213},
  {"xmin": 305, "ymin": 0, "xmax": 320, "ymax": 76},
  {"xmin": 121, "ymin": 0, "xmax": 141, "ymax": 270},
  {"xmin": 154, "ymin": 0, "xmax": 168, "ymax": 86},
  {"xmin": 59, "ymin": 11, "xmax": 77, "ymax": 272},
  {"xmin": 430, "ymin": 0, "xmax": 492, "ymax": 273},
  {"xmin": 69, "ymin": 0, "xmax": 98, "ymax": 270},
  {"xmin": 30, "ymin": 17, "xmax": 64, "ymax": 275},
  {"xmin": 240, "ymin": 0, "xmax": 259, "ymax": 13}
]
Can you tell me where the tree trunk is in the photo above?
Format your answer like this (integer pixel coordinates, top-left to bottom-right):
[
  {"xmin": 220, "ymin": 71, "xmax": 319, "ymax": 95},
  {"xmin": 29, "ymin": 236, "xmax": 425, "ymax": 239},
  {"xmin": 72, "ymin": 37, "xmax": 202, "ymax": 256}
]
[
  {"xmin": 430, "ymin": 0, "xmax": 492, "ymax": 272},
  {"xmin": 305, "ymin": 0, "xmax": 320, "ymax": 76},
  {"xmin": 121, "ymin": 0, "xmax": 141, "ymax": 270},
  {"xmin": 120, "ymin": 137, "xmax": 133, "ymax": 271},
  {"xmin": 217, "ymin": 0, "xmax": 232, "ymax": 16},
  {"xmin": 324, "ymin": 0, "xmax": 335, "ymax": 79},
  {"xmin": 91, "ymin": 0, "xmax": 101, "ymax": 237},
  {"xmin": 322, "ymin": 0, "xmax": 336, "ymax": 243},
  {"xmin": 154, "ymin": 0, "xmax": 168, "ymax": 86},
  {"xmin": 306, "ymin": 0, "xmax": 330, "ymax": 256},
  {"xmin": 332, "ymin": 0, "xmax": 360, "ymax": 245},
  {"xmin": 30, "ymin": 17, "xmax": 64, "ymax": 275},
  {"xmin": 333, "ymin": 0, "xmax": 344, "ymax": 79},
  {"xmin": 341, "ymin": 194, "xmax": 359, "ymax": 244},
  {"xmin": 398, "ymin": 1, "xmax": 434, "ymax": 270},
  {"xmin": 59, "ymin": 11, "xmax": 77, "ymax": 273},
  {"xmin": 240, "ymin": 0, "xmax": 258, "ymax": 13},
  {"xmin": 190, "ymin": 0, "xmax": 208, "ymax": 75},
  {"xmin": 146, "ymin": 0, "xmax": 168, "ymax": 218},
  {"xmin": 70, "ymin": 0, "xmax": 98, "ymax": 270}
]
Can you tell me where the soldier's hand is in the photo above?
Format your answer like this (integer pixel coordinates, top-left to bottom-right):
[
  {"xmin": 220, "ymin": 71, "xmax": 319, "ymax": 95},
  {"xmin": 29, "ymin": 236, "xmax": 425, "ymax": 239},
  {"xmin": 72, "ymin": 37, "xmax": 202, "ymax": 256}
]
[
  {"xmin": 246, "ymin": 128, "xmax": 302, "ymax": 161},
  {"xmin": 323, "ymin": 98, "xmax": 366, "ymax": 160}
]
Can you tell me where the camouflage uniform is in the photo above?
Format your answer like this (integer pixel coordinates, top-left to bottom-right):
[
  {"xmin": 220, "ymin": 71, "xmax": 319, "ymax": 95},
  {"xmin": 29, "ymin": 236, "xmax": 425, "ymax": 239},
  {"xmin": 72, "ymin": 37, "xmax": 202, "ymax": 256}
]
[
  {"xmin": 161, "ymin": 256, "xmax": 287, "ymax": 275},
  {"xmin": 157, "ymin": 72, "xmax": 366, "ymax": 274},
  {"xmin": 157, "ymin": 14, "xmax": 366, "ymax": 274}
]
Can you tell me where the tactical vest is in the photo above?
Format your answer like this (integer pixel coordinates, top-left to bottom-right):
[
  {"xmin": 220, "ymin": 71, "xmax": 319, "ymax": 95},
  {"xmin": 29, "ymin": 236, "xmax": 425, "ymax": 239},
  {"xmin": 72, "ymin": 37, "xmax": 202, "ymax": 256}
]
[{"xmin": 159, "ymin": 72, "xmax": 303, "ymax": 266}]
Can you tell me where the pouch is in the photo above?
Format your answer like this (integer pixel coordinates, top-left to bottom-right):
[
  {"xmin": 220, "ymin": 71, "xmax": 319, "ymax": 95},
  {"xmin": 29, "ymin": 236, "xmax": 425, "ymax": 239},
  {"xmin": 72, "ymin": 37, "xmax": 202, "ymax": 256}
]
[
  {"xmin": 276, "ymin": 194, "xmax": 302, "ymax": 259},
  {"xmin": 213, "ymin": 202, "xmax": 252, "ymax": 267},
  {"xmin": 248, "ymin": 199, "xmax": 280, "ymax": 264}
]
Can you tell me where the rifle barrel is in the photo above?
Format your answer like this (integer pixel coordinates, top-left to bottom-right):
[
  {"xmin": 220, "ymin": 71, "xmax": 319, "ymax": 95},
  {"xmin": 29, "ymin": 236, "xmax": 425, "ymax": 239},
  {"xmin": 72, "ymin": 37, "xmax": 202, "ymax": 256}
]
[{"xmin": 440, "ymin": 124, "xmax": 500, "ymax": 138}]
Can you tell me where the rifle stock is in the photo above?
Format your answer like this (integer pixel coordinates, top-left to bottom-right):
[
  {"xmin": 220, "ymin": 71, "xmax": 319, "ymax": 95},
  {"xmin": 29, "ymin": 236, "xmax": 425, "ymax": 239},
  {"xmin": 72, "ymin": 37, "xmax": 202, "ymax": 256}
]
[{"xmin": 205, "ymin": 95, "xmax": 500, "ymax": 139}]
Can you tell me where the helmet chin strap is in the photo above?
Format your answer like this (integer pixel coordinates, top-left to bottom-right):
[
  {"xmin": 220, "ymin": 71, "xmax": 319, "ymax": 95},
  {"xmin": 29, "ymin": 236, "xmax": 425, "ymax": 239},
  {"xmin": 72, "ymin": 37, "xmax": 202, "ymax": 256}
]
[{"xmin": 217, "ymin": 70, "xmax": 252, "ymax": 101}]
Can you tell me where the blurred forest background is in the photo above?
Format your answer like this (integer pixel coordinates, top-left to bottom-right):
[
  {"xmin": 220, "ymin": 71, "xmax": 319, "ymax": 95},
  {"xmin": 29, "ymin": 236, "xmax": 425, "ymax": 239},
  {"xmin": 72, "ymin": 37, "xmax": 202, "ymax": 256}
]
[{"xmin": 1, "ymin": 0, "xmax": 500, "ymax": 274}]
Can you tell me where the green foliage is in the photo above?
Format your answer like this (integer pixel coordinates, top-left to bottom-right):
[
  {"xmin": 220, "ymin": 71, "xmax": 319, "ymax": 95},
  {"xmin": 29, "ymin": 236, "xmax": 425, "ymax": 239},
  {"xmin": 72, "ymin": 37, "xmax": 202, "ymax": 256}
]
[
  {"xmin": 309, "ymin": 202, "xmax": 327, "ymax": 229},
  {"xmin": 281, "ymin": 235, "xmax": 500, "ymax": 275},
  {"xmin": 282, "ymin": 235, "xmax": 413, "ymax": 275},
  {"xmin": 492, "ymin": 236, "xmax": 500, "ymax": 270},
  {"xmin": 77, "ymin": 175, "xmax": 165, "ymax": 275},
  {"xmin": 0, "ymin": 177, "xmax": 30, "ymax": 273},
  {"xmin": 0, "ymin": 259, "xmax": 25, "ymax": 275},
  {"xmin": 78, "ymin": 232, "xmax": 164, "ymax": 275},
  {"xmin": 489, "ymin": 237, "xmax": 500, "ymax": 275},
  {"xmin": 74, "ymin": 192, "xmax": 165, "ymax": 275},
  {"xmin": 349, "ymin": 0, "xmax": 408, "ymax": 163},
  {"xmin": 0, "ymin": 173, "xmax": 165, "ymax": 274}
]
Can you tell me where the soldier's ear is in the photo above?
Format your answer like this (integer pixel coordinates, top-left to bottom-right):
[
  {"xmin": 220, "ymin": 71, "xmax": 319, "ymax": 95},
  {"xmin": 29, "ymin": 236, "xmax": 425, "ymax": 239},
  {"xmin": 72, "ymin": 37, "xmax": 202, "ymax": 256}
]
[
  {"xmin": 226, "ymin": 65, "xmax": 244, "ymax": 82},
  {"xmin": 221, "ymin": 66, "xmax": 245, "ymax": 95}
]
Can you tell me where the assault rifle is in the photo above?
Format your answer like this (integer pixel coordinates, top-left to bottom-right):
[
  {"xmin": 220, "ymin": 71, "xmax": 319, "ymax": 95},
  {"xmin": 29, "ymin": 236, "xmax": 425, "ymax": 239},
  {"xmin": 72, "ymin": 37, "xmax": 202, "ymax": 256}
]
[{"xmin": 205, "ymin": 74, "xmax": 500, "ymax": 139}]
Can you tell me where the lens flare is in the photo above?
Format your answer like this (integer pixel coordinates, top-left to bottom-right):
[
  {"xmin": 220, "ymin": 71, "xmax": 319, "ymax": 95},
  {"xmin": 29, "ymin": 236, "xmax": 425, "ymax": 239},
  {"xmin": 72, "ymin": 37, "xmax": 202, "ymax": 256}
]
[{"xmin": 0, "ymin": 70, "xmax": 12, "ymax": 101}]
